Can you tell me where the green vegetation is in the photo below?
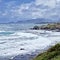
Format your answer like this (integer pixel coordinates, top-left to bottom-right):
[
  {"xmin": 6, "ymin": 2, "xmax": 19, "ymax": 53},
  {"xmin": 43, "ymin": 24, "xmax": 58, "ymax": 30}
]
[
  {"xmin": 41, "ymin": 23, "xmax": 60, "ymax": 30},
  {"xmin": 33, "ymin": 23, "xmax": 60, "ymax": 31},
  {"xmin": 33, "ymin": 44, "xmax": 60, "ymax": 60}
]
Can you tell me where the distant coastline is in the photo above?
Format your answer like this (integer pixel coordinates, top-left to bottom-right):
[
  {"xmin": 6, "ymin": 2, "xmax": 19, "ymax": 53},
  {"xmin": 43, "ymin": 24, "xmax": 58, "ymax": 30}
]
[{"xmin": 32, "ymin": 23, "xmax": 60, "ymax": 32}]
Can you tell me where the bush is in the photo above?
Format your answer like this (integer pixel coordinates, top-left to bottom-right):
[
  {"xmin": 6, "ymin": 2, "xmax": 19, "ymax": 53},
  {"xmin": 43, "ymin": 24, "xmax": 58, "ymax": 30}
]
[
  {"xmin": 33, "ymin": 44, "xmax": 60, "ymax": 60},
  {"xmin": 47, "ymin": 44, "xmax": 60, "ymax": 52}
]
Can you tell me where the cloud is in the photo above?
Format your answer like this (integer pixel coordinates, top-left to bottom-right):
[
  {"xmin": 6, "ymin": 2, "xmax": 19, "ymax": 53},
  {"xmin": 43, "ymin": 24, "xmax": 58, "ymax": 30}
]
[
  {"xmin": 0, "ymin": 0, "xmax": 60, "ymax": 22},
  {"xmin": 35, "ymin": 0, "xmax": 56, "ymax": 8}
]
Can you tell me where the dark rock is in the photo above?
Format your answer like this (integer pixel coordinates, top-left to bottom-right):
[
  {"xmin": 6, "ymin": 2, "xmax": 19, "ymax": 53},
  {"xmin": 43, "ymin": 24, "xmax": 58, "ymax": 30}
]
[{"xmin": 20, "ymin": 48, "xmax": 24, "ymax": 50}]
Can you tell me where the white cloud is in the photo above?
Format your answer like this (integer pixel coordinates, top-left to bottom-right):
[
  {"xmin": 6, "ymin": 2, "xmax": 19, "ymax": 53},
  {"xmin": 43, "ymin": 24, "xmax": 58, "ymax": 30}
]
[
  {"xmin": 0, "ymin": 0, "xmax": 60, "ymax": 21},
  {"xmin": 35, "ymin": 0, "xmax": 56, "ymax": 8}
]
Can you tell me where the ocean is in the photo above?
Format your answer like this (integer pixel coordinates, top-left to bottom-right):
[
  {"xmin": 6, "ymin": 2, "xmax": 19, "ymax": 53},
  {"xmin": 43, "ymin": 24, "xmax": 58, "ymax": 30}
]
[{"xmin": 0, "ymin": 23, "xmax": 60, "ymax": 60}]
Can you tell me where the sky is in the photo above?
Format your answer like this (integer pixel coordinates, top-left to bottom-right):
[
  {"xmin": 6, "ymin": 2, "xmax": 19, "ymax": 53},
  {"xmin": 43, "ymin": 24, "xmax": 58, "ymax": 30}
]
[{"xmin": 0, "ymin": 0, "xmax": 60, "ymax": 23}]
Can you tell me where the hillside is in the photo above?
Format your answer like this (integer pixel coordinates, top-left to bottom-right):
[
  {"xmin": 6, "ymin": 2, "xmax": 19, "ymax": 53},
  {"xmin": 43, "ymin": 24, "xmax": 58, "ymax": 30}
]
[
  {"xmin": 8, "ymin": 18, "xmax": 60, "ymax": 24},
  {"xmin": 33, "ymin": 44, "xmax": 60, "ymax": 60},
  {"xmin": 16, "ymin": 18, "xmax": 60, "ymax": 24}
]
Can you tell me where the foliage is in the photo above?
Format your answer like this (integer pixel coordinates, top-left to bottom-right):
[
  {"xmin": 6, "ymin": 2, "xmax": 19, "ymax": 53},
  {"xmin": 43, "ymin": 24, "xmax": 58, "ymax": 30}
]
[{"xmin": 33, "ymin": 44, "xmax": 60, "ymax": 60}]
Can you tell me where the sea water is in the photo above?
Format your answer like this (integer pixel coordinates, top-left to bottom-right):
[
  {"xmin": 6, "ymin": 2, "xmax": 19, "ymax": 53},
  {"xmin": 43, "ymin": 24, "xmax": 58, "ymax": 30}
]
[{"xmin": 0, "ymin": 24, "xmax": 60, "ymax": 60}]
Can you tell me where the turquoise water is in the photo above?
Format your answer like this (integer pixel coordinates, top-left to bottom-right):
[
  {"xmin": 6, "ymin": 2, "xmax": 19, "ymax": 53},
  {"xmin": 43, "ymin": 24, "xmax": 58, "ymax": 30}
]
[{"xmin": 0, "ymin": 32, "xmax": 14, "ymax": 35}]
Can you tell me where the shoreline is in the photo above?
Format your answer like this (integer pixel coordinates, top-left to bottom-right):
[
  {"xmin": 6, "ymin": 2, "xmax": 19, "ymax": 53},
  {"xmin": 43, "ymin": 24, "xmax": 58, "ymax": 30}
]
[
  {"xmin": 0, "ymin": 41, "xmax": 58, "ymax": 60},
  {"xmin": 32, "ymin": 23, "xmax": 60, "ymax": 32},
  {"xmin": 0, "ymin": 29, "xmax": 60, "ymax": 60}
]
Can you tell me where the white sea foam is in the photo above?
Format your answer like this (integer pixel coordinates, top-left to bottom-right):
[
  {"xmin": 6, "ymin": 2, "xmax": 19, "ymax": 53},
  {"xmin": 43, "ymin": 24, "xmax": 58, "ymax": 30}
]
[{"xmin": 0, "ymin": 30, "xmax": 60, "ymax": 58}]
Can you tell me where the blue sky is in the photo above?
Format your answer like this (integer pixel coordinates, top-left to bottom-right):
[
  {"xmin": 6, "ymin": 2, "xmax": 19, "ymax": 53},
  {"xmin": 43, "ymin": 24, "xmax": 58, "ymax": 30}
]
[
  {"xmin": 0, "ymin": 0, "xmax": 60, "ymax": 23},
  {"xmin": 0, "ymin": 0, "xmax": 35, "ymax": 23}
]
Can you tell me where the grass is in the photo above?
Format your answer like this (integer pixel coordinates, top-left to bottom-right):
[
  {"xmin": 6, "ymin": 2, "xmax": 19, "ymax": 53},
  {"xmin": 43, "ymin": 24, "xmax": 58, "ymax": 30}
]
[
  {"xmin": 33, "ymin": 44, "xmax": 60, "ymax": 60},
  {"xmin": 51, "ymin": 55, "xmax": 60, "ymax": 60}
]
